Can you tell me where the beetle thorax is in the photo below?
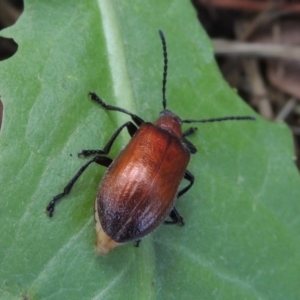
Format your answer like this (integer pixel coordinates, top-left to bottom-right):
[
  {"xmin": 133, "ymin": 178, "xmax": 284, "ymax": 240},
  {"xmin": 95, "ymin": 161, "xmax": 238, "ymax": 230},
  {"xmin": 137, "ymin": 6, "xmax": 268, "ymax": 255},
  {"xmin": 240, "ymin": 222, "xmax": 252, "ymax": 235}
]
[{"xmin": 154, "ymin": 109, "xmax": 182, "ymax": 138}]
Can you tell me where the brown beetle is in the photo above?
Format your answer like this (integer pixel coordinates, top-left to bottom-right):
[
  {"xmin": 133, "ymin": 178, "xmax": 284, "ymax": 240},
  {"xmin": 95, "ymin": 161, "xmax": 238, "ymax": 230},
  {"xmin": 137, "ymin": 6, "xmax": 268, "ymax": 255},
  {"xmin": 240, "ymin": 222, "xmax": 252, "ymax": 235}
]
[{"xmin": 47, "ymin": 30, "xmax": 255, "ymax": 254}]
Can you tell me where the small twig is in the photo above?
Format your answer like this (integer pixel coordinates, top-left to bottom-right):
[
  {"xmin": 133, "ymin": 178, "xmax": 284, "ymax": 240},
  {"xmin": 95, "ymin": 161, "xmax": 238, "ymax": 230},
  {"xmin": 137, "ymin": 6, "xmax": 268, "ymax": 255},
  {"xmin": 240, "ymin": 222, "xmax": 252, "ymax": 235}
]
[
  {"xmin": 238, "ymin": 1, "xmax": 275, "ymax": 41},
  {"xmin": 234, "ymin": 17, "xmax": 273, "ymax": 120},
  {"xmin": 275, "ymin": 98, "xmax": 298, "ymax": 121},
  {"xmin": 243, "ymin": 58, "xmax": 274, "ymax": 120},
  {"xmin": 198, "ymin": 0, "xmax": 300, "ymax": 13},
  {"xmin": 213, "ymin": 39, "xmax": 300, "ymax": 61}
]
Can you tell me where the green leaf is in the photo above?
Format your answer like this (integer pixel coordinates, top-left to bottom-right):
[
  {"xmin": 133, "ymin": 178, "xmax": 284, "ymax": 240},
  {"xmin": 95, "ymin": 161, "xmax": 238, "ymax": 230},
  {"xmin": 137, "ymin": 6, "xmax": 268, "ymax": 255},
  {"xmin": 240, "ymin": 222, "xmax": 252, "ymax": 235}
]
[{"xmin": 1, "ymin": 0, "xmax": 300, "ymax": 299}]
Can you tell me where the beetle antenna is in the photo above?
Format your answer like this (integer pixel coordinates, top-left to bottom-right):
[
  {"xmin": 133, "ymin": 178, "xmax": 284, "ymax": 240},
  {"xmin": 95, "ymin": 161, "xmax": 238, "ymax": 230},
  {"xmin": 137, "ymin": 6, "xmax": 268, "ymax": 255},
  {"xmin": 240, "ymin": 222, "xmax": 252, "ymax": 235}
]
[
  {"xmin": 182, "ymin": 116, "xmax": 256, "ymax": 123},
  {"xmin": 159, "ymin": 30, "xmax": 168, "ymax": 110}
]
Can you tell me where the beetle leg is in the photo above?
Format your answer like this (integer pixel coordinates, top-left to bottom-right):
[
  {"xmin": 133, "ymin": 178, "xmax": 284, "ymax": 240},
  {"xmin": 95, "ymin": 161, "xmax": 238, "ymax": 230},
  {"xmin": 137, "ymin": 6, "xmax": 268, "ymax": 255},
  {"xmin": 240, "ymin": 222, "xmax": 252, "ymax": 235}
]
[
  {"xmin": 182, "ymin": 127, "xmax": 198, "ymax": 154},
  {"xmin": 177, "ymin": 169, "xmax": 194, "ymax": 198},
  {"xmin": 164, "ymin": 207, "xmax": 185, "ymax": 226},
  {"xmin": 89, "ymin": 92, "xmax": 144, "ymax": 126},
  {"xmin": 78, "ymin": 121, "xmax": 138, "ymax": 157},
  {"xmin": 183, "ymin": 138, "xmax": 197, "ymax": 154},
  {"xmin": 183, "ymin": 127, "xmax": 197, "ymax": 137},
  {"xmin": 134, "ymin": 240, "xmax": 141, "ymax": 247},
  {"xmin": 46, "ymin": 156, "xmax": 113, "ymax": 217},
  {"xmin": 164, "ymin": 170, "xmax": 194, "ymax": 226}
]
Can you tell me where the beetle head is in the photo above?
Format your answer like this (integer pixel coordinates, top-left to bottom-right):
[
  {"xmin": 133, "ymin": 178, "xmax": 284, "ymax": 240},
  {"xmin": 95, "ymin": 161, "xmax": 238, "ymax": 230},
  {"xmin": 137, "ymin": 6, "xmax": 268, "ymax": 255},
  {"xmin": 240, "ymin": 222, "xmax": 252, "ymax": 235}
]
[{"xmin": 154, "ymin": 109, "xmax": 182, "ymax": 138}]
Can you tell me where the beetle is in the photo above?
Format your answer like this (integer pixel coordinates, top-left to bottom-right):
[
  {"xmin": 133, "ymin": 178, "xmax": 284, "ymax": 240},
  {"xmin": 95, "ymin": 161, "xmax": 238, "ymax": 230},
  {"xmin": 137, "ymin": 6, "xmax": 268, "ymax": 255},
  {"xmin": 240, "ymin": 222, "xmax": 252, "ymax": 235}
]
[{"xmin": 46, "ymin": 30, "xmax": 255, "ymax": 254}]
